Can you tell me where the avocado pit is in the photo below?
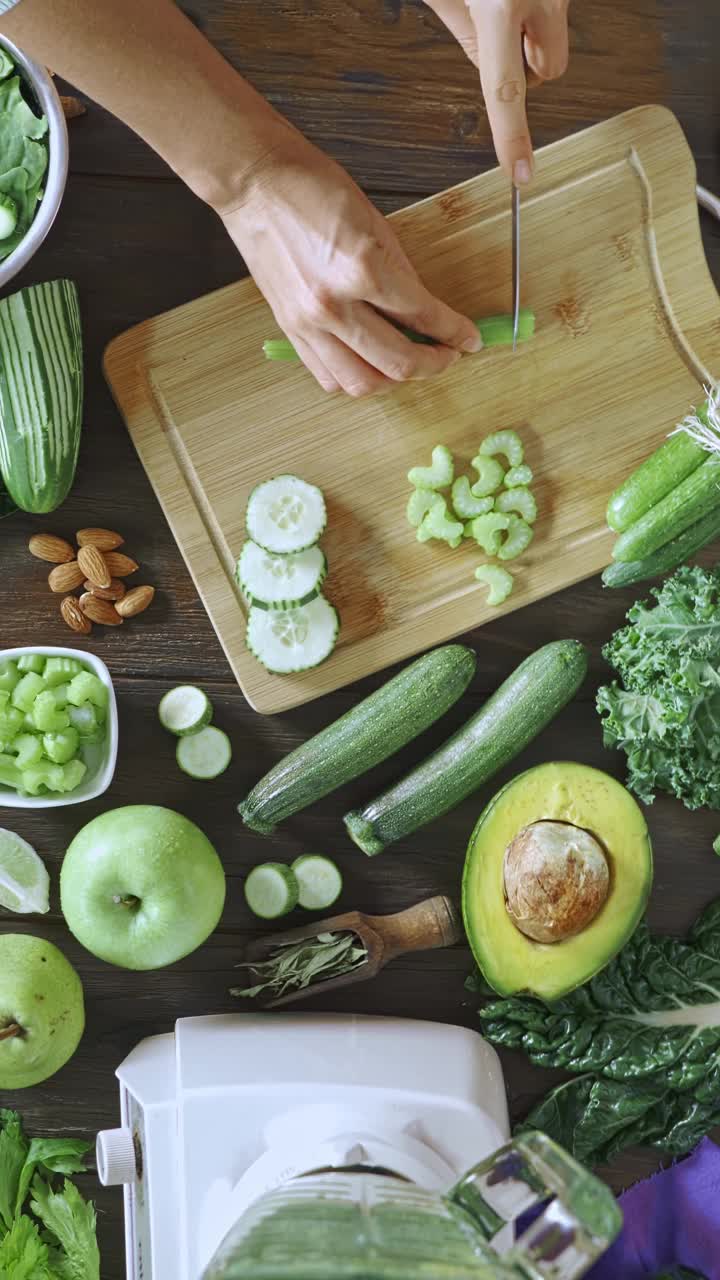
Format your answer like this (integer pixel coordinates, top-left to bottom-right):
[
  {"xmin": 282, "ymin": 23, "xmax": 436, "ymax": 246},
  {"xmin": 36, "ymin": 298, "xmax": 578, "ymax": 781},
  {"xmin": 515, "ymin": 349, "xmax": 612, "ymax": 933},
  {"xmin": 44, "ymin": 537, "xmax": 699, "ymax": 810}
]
[{"xmin": 503, "ymin": 820, "xmax": 610, "ymax": 944}]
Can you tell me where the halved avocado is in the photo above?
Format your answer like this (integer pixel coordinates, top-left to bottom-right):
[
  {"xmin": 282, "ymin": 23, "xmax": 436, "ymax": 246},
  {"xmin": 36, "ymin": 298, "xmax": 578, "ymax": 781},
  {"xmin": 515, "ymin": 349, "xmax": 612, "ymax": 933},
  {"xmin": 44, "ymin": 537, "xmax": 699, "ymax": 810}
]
[{"xmin": 462, "ymin": 761, "xmax": 652, "ymax": 1001}]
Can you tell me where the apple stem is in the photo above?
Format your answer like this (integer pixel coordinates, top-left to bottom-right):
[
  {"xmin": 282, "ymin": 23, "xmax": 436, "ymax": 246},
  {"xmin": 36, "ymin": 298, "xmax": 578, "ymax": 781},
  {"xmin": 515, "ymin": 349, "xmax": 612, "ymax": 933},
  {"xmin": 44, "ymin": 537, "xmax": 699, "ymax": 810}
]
[
  {"xmin": 112, "ymin": 894, "xmax": 140, "ymax": 910},
  {"xmin": 0, "ymin": 1023, "xmax": 22, "ymax": 1041}
]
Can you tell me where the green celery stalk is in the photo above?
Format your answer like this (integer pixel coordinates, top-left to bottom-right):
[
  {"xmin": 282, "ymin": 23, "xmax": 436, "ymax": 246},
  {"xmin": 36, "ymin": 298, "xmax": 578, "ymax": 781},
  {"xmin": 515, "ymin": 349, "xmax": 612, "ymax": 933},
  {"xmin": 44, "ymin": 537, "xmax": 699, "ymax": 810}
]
[{"xmin": 263, "ymin": 308, "xmax": 535, "ymax": 362}]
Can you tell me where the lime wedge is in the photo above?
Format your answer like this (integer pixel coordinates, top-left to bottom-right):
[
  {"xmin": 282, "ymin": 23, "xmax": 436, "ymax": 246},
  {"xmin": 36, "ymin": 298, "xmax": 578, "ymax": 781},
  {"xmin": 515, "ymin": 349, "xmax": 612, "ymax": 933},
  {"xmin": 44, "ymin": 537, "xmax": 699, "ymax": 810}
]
[{"xmin": 0, "ymin": 828, "xmax": 50, "ymax": 913}]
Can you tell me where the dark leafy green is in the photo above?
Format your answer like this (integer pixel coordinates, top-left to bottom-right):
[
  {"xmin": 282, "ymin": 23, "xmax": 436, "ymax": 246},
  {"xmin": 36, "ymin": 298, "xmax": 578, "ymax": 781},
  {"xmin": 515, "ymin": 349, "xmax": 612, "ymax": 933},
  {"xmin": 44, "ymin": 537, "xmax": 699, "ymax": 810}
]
[
  {"xmin": 473, "ymin": 897, "xmax": 720, "ymax": 1165},
  {"xmin": 597, "ymin": 565, "xmax": 720, "ymax": 809}
]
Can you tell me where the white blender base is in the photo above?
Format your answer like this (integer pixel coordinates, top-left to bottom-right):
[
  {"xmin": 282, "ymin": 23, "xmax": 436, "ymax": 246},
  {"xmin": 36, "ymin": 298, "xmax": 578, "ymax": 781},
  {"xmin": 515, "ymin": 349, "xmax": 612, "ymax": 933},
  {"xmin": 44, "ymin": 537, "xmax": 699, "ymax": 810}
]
[{"xmin": 99, "ymin": 1012, "xmax": 510, "ymax": 1280}]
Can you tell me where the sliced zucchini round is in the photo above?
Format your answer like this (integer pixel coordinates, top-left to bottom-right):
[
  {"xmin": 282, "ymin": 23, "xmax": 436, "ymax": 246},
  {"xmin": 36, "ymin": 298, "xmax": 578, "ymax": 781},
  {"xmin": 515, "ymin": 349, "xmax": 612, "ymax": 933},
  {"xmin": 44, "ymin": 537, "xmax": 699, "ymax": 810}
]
[
  {"xmin": 176, "ymin": 725, "xmax": 232, "ymax": 779},
  {"xmin": 244, "ymin": 863, "xmax": 299, "ymax": 919},
  {"xmin": 291, "ymin": 854, "xmax": 343, "ymax": 911},
  {"xmin": 159, "ymin": 685, "xmax": 213, "ymax": 736},
  {"xmin": 237, "ymin": 540, "xmax": 327, "ymax": 610},
  {"xmin": 246, "ymin": 475, "xmax": 326, "ymax": 554},
  {"xmin": 246, "ymin": 595, "xmax": 339, "ymax": 674}
]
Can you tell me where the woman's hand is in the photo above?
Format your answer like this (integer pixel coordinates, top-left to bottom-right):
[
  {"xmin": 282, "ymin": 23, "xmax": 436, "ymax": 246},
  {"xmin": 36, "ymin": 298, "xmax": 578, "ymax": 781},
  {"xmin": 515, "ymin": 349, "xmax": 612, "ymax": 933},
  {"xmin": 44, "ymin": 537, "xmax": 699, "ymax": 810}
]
[
  {"xmin": 425, "ymin": 0, "xmax": 570, "ymax": 184},
  {"xmin": 222, "ymin": 136, "xmax": 482, "ymax": 396}
]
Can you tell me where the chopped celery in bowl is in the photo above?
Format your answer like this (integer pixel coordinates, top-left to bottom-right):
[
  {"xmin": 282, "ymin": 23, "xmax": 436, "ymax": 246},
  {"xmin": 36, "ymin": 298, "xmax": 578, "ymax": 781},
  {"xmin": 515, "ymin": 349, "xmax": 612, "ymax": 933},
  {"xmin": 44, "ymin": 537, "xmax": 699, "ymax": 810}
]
[{"xmin": 0, "ymin": 646, "xmax": 118, "ymax": 808}]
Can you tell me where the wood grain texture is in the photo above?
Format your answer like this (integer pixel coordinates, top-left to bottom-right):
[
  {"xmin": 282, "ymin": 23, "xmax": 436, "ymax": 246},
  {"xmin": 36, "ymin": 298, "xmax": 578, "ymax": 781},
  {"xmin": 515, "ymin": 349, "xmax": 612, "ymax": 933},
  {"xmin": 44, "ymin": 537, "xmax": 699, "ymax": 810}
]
[
  {"xmin": 106, "ymin": 106, "xmax": 720, "ymax": 713},
  {"xmin": 1, "ymin": 2, "xmax": 720, "ymax": 1274}
]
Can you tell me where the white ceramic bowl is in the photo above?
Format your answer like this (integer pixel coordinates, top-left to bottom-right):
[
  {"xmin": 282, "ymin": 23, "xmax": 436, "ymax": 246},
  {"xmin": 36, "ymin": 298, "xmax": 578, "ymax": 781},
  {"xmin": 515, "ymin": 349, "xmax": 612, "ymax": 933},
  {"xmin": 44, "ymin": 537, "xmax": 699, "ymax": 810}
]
[
  {"xmin": 0, "ymin": 646, "xmax": 118, "ymax": 809},
  {"xmin": 0, "ymin": 37, "xmax": 69, "ymax": 289}
]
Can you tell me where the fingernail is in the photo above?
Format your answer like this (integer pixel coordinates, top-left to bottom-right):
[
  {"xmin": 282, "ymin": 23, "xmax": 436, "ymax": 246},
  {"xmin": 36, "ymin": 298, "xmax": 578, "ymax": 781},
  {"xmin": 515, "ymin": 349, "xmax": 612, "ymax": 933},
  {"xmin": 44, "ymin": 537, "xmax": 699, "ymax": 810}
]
[
  {"xmin": 460, "ymin": 330, "xmax": 483, "ymax": 353},
  {"xmin": 513, "ymin": 159, "xmax": 532, "ymax": 186}
]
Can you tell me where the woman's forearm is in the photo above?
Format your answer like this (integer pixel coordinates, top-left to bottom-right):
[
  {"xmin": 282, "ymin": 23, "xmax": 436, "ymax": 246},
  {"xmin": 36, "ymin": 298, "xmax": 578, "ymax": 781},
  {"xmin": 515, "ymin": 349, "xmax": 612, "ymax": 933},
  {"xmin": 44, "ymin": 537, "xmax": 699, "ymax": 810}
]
[{"xmin": 1, "ymin": 0, "xmax": 293, "ymax": 211}]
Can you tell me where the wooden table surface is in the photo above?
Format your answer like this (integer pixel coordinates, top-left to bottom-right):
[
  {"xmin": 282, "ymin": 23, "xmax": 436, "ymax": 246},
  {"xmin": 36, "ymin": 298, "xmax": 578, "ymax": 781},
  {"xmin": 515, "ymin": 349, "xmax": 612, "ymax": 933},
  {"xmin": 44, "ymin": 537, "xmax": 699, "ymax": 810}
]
[{"xmin": 1, "ymin": 2, "xmax": 719, "ymax": 1273}]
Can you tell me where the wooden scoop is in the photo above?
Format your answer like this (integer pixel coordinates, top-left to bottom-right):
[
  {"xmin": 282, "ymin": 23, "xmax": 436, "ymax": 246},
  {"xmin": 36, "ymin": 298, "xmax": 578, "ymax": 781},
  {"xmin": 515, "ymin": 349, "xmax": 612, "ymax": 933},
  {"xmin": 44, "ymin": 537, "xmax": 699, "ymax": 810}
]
[{"xmin": 243, "ymin": 895, "xmax": 463, "ymax": 1008}]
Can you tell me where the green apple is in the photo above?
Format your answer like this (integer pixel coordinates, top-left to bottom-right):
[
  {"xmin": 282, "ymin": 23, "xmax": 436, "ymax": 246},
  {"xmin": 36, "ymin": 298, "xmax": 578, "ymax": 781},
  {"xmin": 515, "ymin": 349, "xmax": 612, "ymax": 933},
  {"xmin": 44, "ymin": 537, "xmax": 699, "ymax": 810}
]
[
  {"xmin": 0, "ymin": 934, "xmax": 85, "ymax": 1088},
  {"xmin": 60, "ymin": 805, "xmax": 226, "ymax": 969}
]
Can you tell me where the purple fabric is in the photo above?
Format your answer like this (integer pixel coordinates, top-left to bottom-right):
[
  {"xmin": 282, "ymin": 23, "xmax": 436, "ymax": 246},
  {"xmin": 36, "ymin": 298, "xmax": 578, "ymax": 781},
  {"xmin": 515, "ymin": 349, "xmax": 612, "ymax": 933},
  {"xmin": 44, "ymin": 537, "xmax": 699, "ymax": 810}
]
[{"xmin": 587, "ymin": 1138, "xmax": 720, "ymax": 1280}]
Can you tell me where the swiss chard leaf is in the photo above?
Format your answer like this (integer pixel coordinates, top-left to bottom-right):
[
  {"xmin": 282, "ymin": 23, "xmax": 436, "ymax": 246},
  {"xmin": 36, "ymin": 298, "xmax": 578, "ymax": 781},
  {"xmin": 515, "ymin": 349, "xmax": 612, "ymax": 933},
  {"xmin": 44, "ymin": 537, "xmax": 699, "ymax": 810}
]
[
  {"xmin": 597, "ymin": 566, "xmax": 720, "ymax": 809},
  {"xmin": 476, "ymin": 896, "xmax": 720, "ymax": 1165}
]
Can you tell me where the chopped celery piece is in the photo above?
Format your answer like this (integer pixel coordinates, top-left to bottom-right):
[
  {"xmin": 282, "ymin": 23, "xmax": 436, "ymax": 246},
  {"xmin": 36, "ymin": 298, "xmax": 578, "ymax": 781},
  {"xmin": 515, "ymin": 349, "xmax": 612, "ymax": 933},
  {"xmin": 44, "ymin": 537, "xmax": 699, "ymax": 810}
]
[
  {"xmin": 408, "ymin": 445, "xmax": 454, "ymax": 490},
  {"xmin": 475, "ymin": 564, "xmax": 514, "ymax": 605},
  {"xmin": 43, "ymin": 656, "xmax": 84, "ymax": 688},
  {"xmin": 505, "ymin": 463, "xmax": 533, "ymax": 487},
  {"xmin": 51, "ymin": 683, "xmax": 71, "ymax": 708},
  {"xmin": 0, "ymin": 690, "xmax": 8, "ymax": 711},
  {"xmin": 43, "ymin": 727, "xmax": 80, "ymax": 764},
  {"xmin": 14, "ymin": 733, "xmax": 43, "ymax": 768},
  {"xmin": 479, "ymin": 429, "xmax": 524, "ymax": 468},
  {"xmin": 469, "ymin": 512, "xmax": 511, "ymax": 555},
  {"xmin": 17, "ymin": 654, "xmax": 45, "ymax": 674},
  {"xmin": 67, "ymin": 702, "xmax": 104, "ymax": 741},
  {"xmin": 497, "ymin": 513, "xmax": 534, "ymax": 560},
  {"xmin": 0, "ymin": 660, "xmax": 19, "ymax": 693},
  {"xmin": 0, "ymin": 706, "xmax": 24, "ymax": 740},
  {"xmin": 417, "ymin": 499, "xmax": 464, "ymax": 546},
  {"xmin": 406, "ymin": 488, "xmax": 444, "ymax": 528},
  {"xmin": 31, "ymin": 691, "xmax": 70, "ymax": 733},
  {"xmin": 495, "ymin": 486, "xmax": 538, "ymax": 524},
  {"xmin": 11, "ymin": 672, "xmax": 46, "ymax": 712},
  {"xmin": 67, "ymin": 670, "xmax": 107, "ymax": 710},
  {"xmin": 0, "ymin": 753, "xmax": 22, "ymax": 788},
  {"xmin": 451, "ymin": 477, "xmax": 494, "ymax": 520},
  {"xmin": 470, "ymin": 455, "xmax": 505, "ymax": 497},
  {"xmin": 20, "ymin": 761, "xmax": 65, "ymax": 795},
  {"xmin": 59, "ymin": 758, "xmax": 87, "ymax": 792}
]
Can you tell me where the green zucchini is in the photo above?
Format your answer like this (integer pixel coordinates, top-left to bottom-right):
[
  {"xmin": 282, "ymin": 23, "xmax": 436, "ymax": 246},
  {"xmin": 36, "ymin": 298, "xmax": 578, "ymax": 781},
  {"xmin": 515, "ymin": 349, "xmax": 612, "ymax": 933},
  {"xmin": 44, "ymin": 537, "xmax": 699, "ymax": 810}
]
[
  {"xmin": 612, "ymin": 456, "xmax": 720, "ymax": 562},
  {"xmin": 0, "ymin": 279, "xmax": 83, "ymax": 514},
  {"xmin": 602, "ymin": 504, "xmax": 720, "ymax": 588},
  {"xmin": 238, "ymin": 644, "xmax": 477, "ymax": 834},
  {"xmin": 344, "ymin": 640, "xmax": 588, "ymax": 856},
  {"xmin": 606, "ymin": 431, "xmax": 705, "ymax": 533}
]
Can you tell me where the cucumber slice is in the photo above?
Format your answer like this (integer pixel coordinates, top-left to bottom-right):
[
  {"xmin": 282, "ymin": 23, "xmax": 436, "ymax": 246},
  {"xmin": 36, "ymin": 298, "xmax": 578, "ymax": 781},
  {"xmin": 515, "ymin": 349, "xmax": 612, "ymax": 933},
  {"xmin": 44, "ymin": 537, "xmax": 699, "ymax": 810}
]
[
  {"xmin": 176, "ymin": 725, "xmax": 232, "ymax": 780},
  {"xmin": 291, "ymin": 854, "xmax": 343, "ymax": 910},
  {"xmin": 159, "ymin": 685, "xmax": 213, "ymax": 736},
  {"xmin": 246, "ymin": 475, "xmax": 326, "ymax": 554},
  {"xmin": 247, "ymin": 595, "xmax": 339, "ymax": 674},
  {"xmin": 237, "ymin": 541, "xmax": 327, "ymax": 610},
  {"xmin": 244, "ymin": 862, "xmax": 299, "ymax": 919}
]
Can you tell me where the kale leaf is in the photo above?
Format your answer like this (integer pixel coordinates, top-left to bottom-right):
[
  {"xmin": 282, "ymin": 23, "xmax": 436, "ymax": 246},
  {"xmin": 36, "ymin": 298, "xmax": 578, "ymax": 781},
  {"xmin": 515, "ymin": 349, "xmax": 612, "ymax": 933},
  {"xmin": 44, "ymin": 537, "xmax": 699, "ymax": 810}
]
[
  {"xmin": 474, "ymin": 897, "xmax": 720, "ymax": 1165},
  {"xmin": 597, "ymin": 565, "xmax": 720, "ymax": 809}
]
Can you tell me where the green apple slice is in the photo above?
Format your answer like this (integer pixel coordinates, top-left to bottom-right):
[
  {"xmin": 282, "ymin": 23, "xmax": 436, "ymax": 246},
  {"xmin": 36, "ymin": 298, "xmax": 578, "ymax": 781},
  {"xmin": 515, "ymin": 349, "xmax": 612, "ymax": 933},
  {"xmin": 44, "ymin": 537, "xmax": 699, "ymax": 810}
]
[{"xmin": 0, "ymin": 828, "xmax": 50, "ymax": 914}]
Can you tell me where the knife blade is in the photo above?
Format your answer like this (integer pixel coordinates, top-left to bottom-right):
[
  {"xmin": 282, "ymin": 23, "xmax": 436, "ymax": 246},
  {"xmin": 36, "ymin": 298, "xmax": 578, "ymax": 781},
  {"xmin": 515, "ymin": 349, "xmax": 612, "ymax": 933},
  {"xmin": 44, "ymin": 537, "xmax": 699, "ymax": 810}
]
[{"xmin": 511, "ymin": 183, "xmax": 521, "ymax": 352}]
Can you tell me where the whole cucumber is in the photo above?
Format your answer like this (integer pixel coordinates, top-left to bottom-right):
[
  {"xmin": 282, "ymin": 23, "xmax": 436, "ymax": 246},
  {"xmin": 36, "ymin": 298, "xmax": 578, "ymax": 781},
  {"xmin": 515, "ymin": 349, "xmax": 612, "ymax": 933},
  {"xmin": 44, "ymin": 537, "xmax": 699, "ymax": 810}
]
[
  {"xmin": 606, "ymin": 431, "xmax": 705, "ymax": 533},
  {"xmin": 612, "ymin": 457, "xmax": 720, "ymax": 563},
  {"xmin": 238, "ymin": 644, "xmax": 476, "ymax": 834},
  {"xmin": 602, "ymin": 504, "xmax": 720, "ymax": 588},
  {"xmin": 344, "ymin": 639, "xmax": 588, "ymax": 856}
]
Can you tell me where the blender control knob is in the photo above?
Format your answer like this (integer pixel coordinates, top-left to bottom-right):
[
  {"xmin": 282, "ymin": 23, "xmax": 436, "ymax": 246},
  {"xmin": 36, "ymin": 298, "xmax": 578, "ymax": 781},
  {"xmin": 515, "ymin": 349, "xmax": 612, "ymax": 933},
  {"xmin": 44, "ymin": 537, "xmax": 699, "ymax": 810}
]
[{"xmin": 96, "ymin": 1128, "xmax": 138, "ymax": 1186}]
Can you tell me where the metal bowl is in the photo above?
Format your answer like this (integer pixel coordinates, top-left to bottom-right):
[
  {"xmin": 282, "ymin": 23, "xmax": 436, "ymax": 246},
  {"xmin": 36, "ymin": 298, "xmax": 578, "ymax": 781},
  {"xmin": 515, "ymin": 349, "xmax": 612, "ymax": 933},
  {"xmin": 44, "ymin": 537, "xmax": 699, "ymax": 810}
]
[{"xmin": 0, "ymin": 36, "xmax": 68, "ymax": 289}]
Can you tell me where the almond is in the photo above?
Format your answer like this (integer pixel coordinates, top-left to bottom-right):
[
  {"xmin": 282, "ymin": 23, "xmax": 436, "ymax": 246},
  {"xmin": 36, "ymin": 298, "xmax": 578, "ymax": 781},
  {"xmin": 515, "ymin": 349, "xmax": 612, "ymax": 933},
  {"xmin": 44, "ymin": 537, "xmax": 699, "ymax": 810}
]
[
  {"xmin": 77, "ymin": 544, "xmax": 111, "ymax": 588},
  {"xmin": 61, "ymin": 596, "xmax": 92, "ymax": 634},
  {"xmin": 48, "ymin": 561, "xmax": 85, "ymax": 593},
  {"xmin": 79, "ymin": 593, "xmax": 124, "ymax": 626},
  {"xmin": 84, "ymin": 578, "xmax": 126, "ymax": 602},
  {"xmin": 104, "ymin": 552, "xmax": 139, "ymax": 578},
  {"xmin": 115, "ymin": 585, "xmax": 155, "ymax": 618},
  {"xmin": 29, "ymin": 533, "xmax": 75, "ymax": 564},
  {"xmin": 77, "ymin": 527, "xmax": 125, "ymax": 551},
  {"xmin": 60, "ymin": 95, "xmax": 86, "ymax": 120}
]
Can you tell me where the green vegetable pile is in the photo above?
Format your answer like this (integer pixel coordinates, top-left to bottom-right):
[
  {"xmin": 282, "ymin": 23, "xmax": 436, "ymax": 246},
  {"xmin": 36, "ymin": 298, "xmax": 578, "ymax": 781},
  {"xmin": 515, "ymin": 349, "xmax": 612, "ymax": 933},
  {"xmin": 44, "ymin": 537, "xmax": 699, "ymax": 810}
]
[
  {"xmin": 597, "ymin": 564, "xmax": 720, "ymax": 809},
  {"xmin": 0, "ymin": 51, "xmax": 49, "ymax": 260},
  {"xmin": 0, "ymin": 1109, "xmax": 100, "ymax": 1277},
  {"xmin": 470, "ymin": 894, "xmax": 720, "ymax": 1166}
]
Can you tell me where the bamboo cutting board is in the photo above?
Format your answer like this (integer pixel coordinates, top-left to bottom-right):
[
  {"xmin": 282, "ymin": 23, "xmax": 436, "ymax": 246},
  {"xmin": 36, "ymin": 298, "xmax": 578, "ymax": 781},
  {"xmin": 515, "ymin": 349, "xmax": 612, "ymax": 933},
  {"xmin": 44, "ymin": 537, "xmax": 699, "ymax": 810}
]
[{"xmin": 105, "ymin": 107, "xmax": 720, "ymax": 715}]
